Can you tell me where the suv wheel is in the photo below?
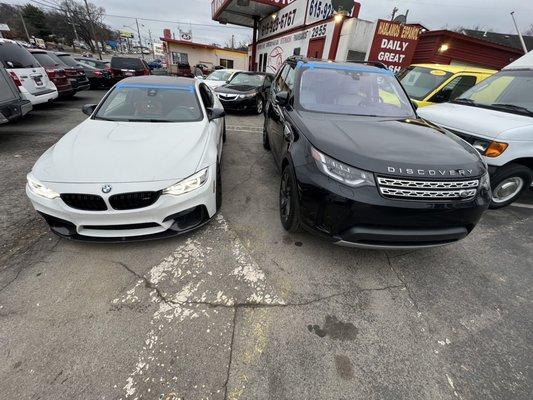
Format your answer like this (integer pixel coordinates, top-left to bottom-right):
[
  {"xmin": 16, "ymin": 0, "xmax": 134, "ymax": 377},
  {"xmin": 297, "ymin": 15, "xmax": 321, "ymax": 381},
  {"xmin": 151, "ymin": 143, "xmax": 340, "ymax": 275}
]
[
  {"xmin": 490, "ymin": 163, "xmax": 532, "ymax": 209},
  {"xmin": 279, "ymin": 164, "xmax": 301, "ymax": 232}
]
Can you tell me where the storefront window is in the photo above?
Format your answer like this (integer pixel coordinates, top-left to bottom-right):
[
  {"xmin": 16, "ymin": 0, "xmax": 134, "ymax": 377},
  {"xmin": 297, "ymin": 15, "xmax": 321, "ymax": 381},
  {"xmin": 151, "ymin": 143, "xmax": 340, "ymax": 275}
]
[
  {"xmin": 220, "ymin": 59, "xmax": 234, "ymax": 69},
  {"xmin": 171, "ymin": 52, "xmax": 188, "ymax": 65}
]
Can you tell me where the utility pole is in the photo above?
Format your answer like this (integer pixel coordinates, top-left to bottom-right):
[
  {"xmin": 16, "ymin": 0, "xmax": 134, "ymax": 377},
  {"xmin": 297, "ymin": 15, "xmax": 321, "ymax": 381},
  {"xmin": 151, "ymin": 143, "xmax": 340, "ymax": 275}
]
[
  {"xmin": 135, "ymin": 18, "xmax": 144, "ymax": 59},
  {"xmin": 510, "ymin": 11, "xmax": 528, "ymax": 54},
  {"xmin": 65, "ymin": 2, "xmax": 79, "ymax": 53},
  {"xmin": 83, "ymin": 0, "xmax": 102, "ymax": 59},
  {"xmin": 19, "ymin": 11, "xmax": 31, "ymax": 42}
]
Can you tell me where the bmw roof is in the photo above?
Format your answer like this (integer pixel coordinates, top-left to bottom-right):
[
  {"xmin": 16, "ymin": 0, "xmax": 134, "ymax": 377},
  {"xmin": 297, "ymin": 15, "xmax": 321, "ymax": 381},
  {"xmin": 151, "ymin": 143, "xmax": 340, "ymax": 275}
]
[{"xmin": 116, "ymin": 76, "xmax": 197, "ymax": 91}]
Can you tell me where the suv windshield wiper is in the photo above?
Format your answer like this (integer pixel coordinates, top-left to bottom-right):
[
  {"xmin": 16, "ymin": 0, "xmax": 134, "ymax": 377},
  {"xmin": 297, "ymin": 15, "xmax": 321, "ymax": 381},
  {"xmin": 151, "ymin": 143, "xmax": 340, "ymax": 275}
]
[
  {"xmin": 453, "ymin": 98, "xmax": 476, "ymax": 105},
  {"xmin": 490, "ymin": 103, "xmax": 533, "ymax": 116}
]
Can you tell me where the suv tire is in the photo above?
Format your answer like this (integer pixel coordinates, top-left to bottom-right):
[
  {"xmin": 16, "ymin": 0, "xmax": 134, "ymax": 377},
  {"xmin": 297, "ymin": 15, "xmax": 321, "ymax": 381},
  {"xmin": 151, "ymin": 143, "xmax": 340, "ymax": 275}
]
[{"xmin": 279, "ymin": 163, "xmax": 301, "ymax": 232}]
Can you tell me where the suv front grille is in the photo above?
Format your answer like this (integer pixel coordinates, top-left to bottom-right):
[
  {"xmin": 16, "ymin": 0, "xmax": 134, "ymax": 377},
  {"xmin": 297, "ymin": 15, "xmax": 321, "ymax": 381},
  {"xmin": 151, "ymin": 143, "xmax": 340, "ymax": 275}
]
[
  {"xmin": 377, "ymin": 177, "xmax": 479, "ymax": 200},
  {"xmin": 109, "ymin": 191, "xmax": 161, "ymax": 210},
  {"xmin": 61, "ymin": 193, "xmax": 107, "ymax": 211}
]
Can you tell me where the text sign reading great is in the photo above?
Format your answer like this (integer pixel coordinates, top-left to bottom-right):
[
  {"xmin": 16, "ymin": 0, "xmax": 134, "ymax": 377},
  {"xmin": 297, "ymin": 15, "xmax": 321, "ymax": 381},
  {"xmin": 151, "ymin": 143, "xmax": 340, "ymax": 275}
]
[{"xmin": 367, "ymin": 19, "xmax": 421, "ymax": 73}]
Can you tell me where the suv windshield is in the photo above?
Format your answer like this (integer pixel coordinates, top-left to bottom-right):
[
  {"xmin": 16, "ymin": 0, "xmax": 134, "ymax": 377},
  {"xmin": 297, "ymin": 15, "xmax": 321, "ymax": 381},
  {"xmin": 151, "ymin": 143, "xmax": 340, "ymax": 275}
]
[
  {"xmin": 228, "ymin": 73, "xmax": 264, "ymax": 87},
  {"xmin": 399, "ymin": 66, "xmax": 452, "ymax": 100},
  {"xmin": 57, "ymin": 54, "xmax": 79, "ymax": 67},
  {"xmin": 31, "ymin": 52, "xmax": 61, "ymax": 68},
  {"xmin": 207, "ymin": 70, "xmax": 232, "ymax": 82},
  {"xmin": 0, "ymin": 41, "xmax": 40, "ymax": 69},
  {"xmin": 111, "ymin": 57, "xmax": 143, "ymax": 70},
  {"xmin": 454, "ymin": 70, "xmax": 533, "ymax": 117},
  {"xmin": 94, "ymin": 84, "xmax": 202, "ymax": 122},
  {"xmin": 298, "ymin": 67, "xmax": 415, "ymax": 118}
]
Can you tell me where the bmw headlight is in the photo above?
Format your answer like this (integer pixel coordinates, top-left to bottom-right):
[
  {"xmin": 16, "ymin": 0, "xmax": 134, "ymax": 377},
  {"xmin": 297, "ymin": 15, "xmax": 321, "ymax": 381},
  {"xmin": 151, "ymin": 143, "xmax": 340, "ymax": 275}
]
[
  {"xmin": 27, "ymin": 175, "xmax": 60, "ymax": 199},
  {"xmin": 238, "ymin": 92, "xmax": 256, "ymax": 99},
  {"xmin": 162, "ymin": 168, "xmax": 208, "ymax": 196},
  {"xmin": 311, "ymin": 147, "xmax": 375, "ymax": 187}
]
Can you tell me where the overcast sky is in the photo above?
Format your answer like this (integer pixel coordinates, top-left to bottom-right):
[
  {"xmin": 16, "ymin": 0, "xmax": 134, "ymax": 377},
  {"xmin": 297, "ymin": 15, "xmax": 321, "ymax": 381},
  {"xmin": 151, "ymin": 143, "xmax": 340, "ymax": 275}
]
[{"xmin": 7, "ymin": 0, "xmax": 533, "ymax": 46}]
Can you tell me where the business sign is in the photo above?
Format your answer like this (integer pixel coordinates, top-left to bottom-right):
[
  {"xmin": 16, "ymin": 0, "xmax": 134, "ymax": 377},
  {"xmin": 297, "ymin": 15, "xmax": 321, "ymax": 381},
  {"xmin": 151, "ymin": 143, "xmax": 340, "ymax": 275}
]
[
  {"xmin": 305, "ymin": 0, "xmax": 356, "ymax": 25},
  {"xmin": 367, "ymin": 19, "xmax": 421, "ymax": 73},
  {"xmin": 179, "ymin": 29, "xmax": 193, "ymax": 41},
  {"xmin": 258, "ymin": 0, "xmax": 306, "ymax": 40},
  {"xmin": 257, "ymin": 20, "xmax": 335, "ymax": 72}
]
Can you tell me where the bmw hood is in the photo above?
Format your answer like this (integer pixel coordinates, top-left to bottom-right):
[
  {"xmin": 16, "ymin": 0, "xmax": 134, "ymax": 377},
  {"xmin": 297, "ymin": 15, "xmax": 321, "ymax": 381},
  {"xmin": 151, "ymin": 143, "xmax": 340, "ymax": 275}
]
[
  {"xmin": 293, "ymin": 111, "xmax": 486, "ymax": 178},
  {"xmin": 33, "ymin": 119, "xmax": 209, "ymax": 183},
  {"xmin": 418, "ymin": 102, "xmax": 533, "ymax": 140}
]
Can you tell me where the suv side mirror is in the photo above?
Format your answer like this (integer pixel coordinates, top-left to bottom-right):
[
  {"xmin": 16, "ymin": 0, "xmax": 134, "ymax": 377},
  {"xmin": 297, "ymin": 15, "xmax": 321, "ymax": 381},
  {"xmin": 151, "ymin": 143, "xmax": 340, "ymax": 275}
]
[
  {"xmin": 82, "ymin": 104, "xmax": 97, "ymax": 116},
  {"xmin": 275, "ymin": 91, "xmax": 289, "ymax": 107},
  {"xmin": 208, "ymin": 107, "xmax": 225, "ymax": 120}
]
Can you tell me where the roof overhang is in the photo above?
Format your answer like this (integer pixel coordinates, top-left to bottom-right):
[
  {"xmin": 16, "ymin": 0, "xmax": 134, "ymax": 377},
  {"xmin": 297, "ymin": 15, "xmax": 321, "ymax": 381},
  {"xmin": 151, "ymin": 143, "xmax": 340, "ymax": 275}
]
[{"xmin": 211, "ymin": 0, "xmax": 292, "ymax": 28}]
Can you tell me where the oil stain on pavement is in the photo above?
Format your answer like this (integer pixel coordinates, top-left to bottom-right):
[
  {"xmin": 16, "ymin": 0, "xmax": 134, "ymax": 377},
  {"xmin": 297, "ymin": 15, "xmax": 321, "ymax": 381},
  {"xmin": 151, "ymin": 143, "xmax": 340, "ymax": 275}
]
[{"xmin": 307, "ymin": 315, "xmax": 358, "ymax": 341}]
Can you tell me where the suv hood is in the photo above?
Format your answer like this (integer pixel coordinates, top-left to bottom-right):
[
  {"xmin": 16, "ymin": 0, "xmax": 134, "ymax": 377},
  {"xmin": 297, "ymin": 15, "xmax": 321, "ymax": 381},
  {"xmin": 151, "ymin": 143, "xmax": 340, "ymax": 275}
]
[
  {"xmin": 418, "ymin": 102, "xmax": 533, "ymax": 140},
  {"xmin": 293, "ymin": 111, "xmax": 485, "ymax": 178},
  {"xmin": 33, "ymin": 119, "xmax": 208, "ymax": 183}
]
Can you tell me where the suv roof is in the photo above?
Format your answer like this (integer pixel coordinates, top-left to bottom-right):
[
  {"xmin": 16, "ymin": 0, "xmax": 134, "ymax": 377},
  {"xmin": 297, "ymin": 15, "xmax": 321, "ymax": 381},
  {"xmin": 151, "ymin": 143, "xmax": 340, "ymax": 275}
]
[{"xmin": 285, "ymin": 56, "xmax": 390, "ymax": 73}]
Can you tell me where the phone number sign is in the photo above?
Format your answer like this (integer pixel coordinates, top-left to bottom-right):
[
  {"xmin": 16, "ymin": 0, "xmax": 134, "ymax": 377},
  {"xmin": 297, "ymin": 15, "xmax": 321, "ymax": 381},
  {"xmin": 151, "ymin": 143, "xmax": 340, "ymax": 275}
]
[
  {"xmin": 306, "ymin": 0, "xmax": 356, "ymax": 25},
  {"xmin": 258, "ymin": 1, "xmax": 306, "ymax": 40},
  {"xmin": 367, "ymin": 19, "xmax": 421, "ymax": 73}
]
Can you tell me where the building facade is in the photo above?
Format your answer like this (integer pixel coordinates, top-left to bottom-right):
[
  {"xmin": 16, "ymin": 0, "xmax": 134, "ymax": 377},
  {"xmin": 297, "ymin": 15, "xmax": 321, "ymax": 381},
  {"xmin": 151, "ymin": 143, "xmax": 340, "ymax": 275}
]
[{"xmin": 161, "ymin": 38, "xmax": 248, "ymax": 74}]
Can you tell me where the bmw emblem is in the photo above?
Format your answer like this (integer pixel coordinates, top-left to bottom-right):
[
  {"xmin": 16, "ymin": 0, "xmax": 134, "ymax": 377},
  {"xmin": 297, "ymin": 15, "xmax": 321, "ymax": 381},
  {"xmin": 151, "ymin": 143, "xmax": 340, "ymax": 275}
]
[{"xmin": 101, "ymin": 185, "xmax": 112, "ymax": 194}]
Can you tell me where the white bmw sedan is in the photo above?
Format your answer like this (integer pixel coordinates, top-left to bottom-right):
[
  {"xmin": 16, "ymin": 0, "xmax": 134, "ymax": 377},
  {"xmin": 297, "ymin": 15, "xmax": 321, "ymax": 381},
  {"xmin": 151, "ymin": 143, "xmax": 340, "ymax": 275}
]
[{"xmin": 26, "ymin": 76, "xmax": 226, "ymax": 241}]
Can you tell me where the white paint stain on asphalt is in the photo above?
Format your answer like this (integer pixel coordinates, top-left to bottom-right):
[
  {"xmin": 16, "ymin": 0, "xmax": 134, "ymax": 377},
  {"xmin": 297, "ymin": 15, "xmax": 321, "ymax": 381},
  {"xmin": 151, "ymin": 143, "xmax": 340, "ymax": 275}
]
[{"xmin": 113, "ymin": 214, "xmax": 283, "ymax": 399}]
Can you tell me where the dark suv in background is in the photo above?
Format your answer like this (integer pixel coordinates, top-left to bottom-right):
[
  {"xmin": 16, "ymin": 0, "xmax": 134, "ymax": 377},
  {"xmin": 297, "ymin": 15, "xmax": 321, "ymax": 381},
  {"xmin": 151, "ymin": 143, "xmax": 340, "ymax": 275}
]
[
  {"xmin": 0, "ymin": 65, "xmax": 32, "ymax": 124},
  {"xmin": 109, "ymin": 56, "xmax": 150, "ymax": 81},
  {"xmin": 263, "ymin": 57, "xmax": 491, "ymax": 249}
]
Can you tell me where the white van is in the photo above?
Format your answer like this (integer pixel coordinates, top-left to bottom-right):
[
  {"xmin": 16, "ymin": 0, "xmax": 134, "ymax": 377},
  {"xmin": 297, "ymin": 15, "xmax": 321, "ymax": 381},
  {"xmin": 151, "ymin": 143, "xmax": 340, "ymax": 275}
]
[
  {"xmin": 0, "ymin": 38, "xmax": 58, "ymax": 105},
  {"xmin": 418, "ymin": 52, "xmax": 533, "ymax": 208}
]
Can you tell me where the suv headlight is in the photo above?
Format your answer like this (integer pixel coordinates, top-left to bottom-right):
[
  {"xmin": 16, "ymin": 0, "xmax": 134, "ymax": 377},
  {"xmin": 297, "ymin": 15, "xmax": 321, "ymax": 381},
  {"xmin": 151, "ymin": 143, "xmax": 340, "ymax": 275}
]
[
  {"xmin": 311, "ymin": 147, "xmax": 375, "ymax": 187},
  {"xmin": 162, "ymin": 168, "xmax": 208, "ymax": 196},
  {"xmin": 480, "ymin": 172, "xmax": 491, "ymax": 191},
  {"xmin": 27, "ymin": 175, "xmax": 60, "ymax": 199}
]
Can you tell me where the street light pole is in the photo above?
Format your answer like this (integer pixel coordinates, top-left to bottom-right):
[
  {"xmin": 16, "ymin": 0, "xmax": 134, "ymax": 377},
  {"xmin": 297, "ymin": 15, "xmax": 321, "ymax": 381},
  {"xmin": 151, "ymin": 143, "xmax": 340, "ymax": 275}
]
[
  {"xmin": 510, "ymin": 11, "xmax": 528, "ymax": 54},
  {"xmin": 135, "ymin": 18, "xmax": 144, "ymax": 60}
]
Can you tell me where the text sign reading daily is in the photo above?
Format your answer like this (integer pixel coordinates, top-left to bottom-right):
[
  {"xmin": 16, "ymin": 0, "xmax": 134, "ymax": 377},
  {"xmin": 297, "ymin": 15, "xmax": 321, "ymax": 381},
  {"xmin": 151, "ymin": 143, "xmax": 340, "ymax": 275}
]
[{"xmin": 367, "ymin": 20, "xmax": 421, "ymax": 73}]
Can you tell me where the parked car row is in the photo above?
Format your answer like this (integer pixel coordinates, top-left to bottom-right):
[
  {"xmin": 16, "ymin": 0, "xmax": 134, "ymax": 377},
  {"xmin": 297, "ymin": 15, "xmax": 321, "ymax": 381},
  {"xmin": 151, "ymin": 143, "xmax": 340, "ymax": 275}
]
[{"xmin": 0, "ymin": 37, "xmax": 150, "ymax": 124}]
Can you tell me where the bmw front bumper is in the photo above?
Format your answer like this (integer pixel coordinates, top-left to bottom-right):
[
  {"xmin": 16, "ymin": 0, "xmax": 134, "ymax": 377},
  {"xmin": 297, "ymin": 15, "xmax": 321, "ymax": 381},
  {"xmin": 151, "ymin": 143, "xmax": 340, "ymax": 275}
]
[
  {"xmin": 26, "ymin": 165, "xmax": 218, "ymax": 242},
  {"xmin": 293, "ymin": 163, "xmax": 491, "ymax": 249}
]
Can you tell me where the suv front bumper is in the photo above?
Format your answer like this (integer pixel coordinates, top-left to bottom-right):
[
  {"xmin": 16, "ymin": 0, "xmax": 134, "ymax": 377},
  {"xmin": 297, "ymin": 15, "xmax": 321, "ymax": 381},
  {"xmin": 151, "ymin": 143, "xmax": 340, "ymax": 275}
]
[{"xmin": 294, "ymin": 163, "xmax": 491, "ymax": 249}]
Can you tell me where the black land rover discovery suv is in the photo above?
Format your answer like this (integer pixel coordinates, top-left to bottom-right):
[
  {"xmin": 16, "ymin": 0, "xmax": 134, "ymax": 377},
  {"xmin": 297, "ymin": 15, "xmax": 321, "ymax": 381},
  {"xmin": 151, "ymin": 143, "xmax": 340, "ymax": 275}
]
[{"xmin": 263, "ymin": 58, "xmax": 491, "ymax": 249}]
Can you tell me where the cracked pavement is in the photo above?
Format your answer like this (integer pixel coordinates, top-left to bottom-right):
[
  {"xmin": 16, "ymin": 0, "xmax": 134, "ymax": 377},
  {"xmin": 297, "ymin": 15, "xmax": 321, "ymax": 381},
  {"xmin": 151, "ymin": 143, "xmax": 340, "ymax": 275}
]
[{"xmin": 0, "ymin": 90, "xmax": 532, "ymax": 400}]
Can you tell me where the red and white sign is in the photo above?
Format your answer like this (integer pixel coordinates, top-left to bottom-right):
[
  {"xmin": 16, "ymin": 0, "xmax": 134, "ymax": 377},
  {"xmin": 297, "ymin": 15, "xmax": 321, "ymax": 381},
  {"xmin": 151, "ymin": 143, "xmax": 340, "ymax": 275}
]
[
  {"xmin": 305, "ymin": 0, "xmax": 356, "ymax": 25},
  {"xmin": 258, "ymin": 0, "xmax": 306, "ymax": 40},
  {"xmin": 367, "ymin": 19, "xmax": 421, "ymax": 73}
]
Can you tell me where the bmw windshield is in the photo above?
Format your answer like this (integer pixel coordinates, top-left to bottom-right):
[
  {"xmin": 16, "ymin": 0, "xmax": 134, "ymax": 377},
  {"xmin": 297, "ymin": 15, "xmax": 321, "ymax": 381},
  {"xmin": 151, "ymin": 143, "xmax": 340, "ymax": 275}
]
[
  {"xmin": 94, "ymin": 84, "xmax": 203, "ymax": 122},
  {"xmin": 298, "ymin": 66, "xmax": 415, "ymax": 118},
  {"xmin": 453, "ymin": 70, "xmax": 533, "ymax": 117}
]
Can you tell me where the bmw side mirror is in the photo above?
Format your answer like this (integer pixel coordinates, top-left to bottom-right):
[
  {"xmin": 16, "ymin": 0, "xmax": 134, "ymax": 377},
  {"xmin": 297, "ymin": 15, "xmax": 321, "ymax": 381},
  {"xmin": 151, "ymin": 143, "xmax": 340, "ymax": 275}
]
[
  {"xmin": 82, "ymin": 104, "xmax": 97, "ymax": 116},
  {"xmin": 208, "ymin": 107, "xmax": 225, "ymax": 120},
  {"xmin": 275, "ymin": 91, "xmax": 289, "ymax": 107}
]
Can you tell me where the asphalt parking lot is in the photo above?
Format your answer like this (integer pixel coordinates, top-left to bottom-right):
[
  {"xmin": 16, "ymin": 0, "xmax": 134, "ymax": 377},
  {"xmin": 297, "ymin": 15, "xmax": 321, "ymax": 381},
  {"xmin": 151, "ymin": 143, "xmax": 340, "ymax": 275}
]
[{"xmin": 0, "ymin": 90, "xmax": 532, "ymax": 400}]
